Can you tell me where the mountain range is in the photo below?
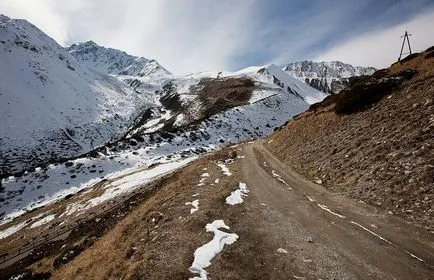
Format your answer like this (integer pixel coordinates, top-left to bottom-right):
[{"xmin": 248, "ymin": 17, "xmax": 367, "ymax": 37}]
[
  {"xmin": 282, "ymin": 60, "xmax": 375, "ymax": 94},
  {"xmin": 0, "ymin": 13, "xmax": 370, "ymax": 182},
  {"xmin": 1, "ymin": 12, "xmax": 434, "ymax": 280},
  {"xmin": 67, "ymin": 41, "xmax": 171, "ymax": 77}
]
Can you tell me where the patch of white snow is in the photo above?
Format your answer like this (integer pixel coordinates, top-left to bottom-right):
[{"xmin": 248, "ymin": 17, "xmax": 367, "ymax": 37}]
[
  {"xmin": 225, "ymin": 182, "xmax": 249, "ymax": 205},
  {"xmin": 186, "ymin": 199, "xmax": 199, "ymax": 214},
  {"xmin": 217, "ymin": 163, "xmax": 232, "ymax": 176},
  {"xmin": 189, "ymin": 220, "xmax": 239, "ymax": 280},
  {"xmin": 0, "ymin": 221, "xmax": 27, "ymax": 239},
  {"xmin": 30, "ymin": 214, "xmax": 56, "ymax": 228}
]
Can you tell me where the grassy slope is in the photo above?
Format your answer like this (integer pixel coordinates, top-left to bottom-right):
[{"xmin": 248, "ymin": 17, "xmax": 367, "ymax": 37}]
[
  {"xmin": 266, "ymin": 49, "xmax": 434, "ymax": 231},
  {"xmin": 21, "ymin": 147, "xmax": 276, "ymax": 280}
]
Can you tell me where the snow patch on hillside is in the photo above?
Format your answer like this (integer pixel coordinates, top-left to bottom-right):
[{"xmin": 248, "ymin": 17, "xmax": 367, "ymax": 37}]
[
  {"xmin": 189, "ymin": 220, "xmax": 239, "ymax": 280},
  {"xmin": 226, "ymin": 182, "xmax": 249, "ymax": 205}
]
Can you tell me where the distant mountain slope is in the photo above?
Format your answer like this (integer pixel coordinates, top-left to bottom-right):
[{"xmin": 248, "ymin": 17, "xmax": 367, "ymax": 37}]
[
  {"xmin": 0, "ymin": 14, "xmax": 151, "ymax": 177},
  {"xmin": 282, "ymin": 61, "xmax": 375, "ymax": 94},
  {"xmin": 67, "ymin": 41, "xmax": 171, "ymax": 77},
  {"xmin": 125, "ymin": 64, "xmax": 327, "ymax": 135},
  {"xmin": 260, "ymin": 64, "xmax": 328, "ymax": 104}
]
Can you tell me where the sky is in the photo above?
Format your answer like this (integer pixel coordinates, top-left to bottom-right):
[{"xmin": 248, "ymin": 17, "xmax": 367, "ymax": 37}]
[{"xmin": 1, "ymin": 0, "xmax": 434, "ymax": 74}]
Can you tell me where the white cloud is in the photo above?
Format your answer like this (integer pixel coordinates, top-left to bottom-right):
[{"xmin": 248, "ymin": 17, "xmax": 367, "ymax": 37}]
[
  {"xmin": 1, "ymin": 1, "xmax": 433, "ymax": 73},
  {"xmin": 0, "ymin": 0, "xmax": 259, "ymax": 74},
  {"xmin": 0, "ymin": 0, "xmax": 70, "ymax": 44},
  {"xmin": 314, "ymin": 9, "xmax": 434, "ymax": 68}
]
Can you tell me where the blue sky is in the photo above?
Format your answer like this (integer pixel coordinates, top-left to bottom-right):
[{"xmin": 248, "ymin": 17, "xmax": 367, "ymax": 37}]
[
  {"xmin": 239, "ymin": 0, "xmax": 434, "ymax": 67},
  {"xmin": 1, "ymin": 0, "xmax": 434, "ymax": 73}
]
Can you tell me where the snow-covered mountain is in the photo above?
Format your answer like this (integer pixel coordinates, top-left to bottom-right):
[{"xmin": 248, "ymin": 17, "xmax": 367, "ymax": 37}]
[
  {"xmin": 258, "ymin": 64, "xmax": 328, "ymax": 104},
  {"xmin": 282, "ymin": 61, "xmax": 375, "ymax": 94},
  {"xmin": 0, "ymin": 14, "xmax": 328, "ymax": 221},
  {"xmin": 120, "ymin": 63, "xmax": 327, "ymax": 136},
  {"xmin": 67, "ymin": 41, "xmax": 171, "ymax": 78},
  {"xmin": 1, "ymin": 64, "xmax": 319, "ymax": 222},
  {"xmin": 0, "ymin": 14, "xmax": 153, "ymax": 177}
]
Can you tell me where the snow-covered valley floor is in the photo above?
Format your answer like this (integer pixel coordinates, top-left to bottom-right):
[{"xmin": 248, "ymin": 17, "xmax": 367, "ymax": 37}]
[{"xmin": 0, "ymin": 137, "xmax": 213, "ymax": 225}]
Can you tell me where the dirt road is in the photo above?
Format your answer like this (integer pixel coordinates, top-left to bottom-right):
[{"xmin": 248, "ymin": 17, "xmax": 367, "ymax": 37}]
[
  {"xmin": 4, "ymin": 141, "xmax": 433, "ymax": 279},
  {"xmin": 239, "ymin": 141, "xmax": 434, "ymax": 279}
]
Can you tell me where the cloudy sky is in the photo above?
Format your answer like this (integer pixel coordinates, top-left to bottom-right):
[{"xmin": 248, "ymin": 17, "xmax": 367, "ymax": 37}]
[{"xmin": 1, "ymin": 0, "xmax": 434, "ymax": 74}]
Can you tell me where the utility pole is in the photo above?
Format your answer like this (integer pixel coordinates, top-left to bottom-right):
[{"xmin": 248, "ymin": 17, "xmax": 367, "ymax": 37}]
[{"xmin": 398, "ymin": 31, "xmax": 412, "ymax": 61}]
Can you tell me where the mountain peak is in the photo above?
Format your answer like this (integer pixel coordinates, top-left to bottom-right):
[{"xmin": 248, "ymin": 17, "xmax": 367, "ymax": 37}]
[
  {"xmin": 67, "ymin": 41, "xmax": 171, "ymax": 77},
  {"xmin": 0, "ymin": 14, "xmax": 10, "ymax": 23},
  {"xmin": 282, "ymin": 60, "xmax": 376, "ymax": 94}
]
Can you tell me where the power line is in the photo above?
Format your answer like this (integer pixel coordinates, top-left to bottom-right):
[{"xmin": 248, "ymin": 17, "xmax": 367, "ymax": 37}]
[{"xmin": 398, "ymin": 31, "xmax": 412, "ymax": 61}]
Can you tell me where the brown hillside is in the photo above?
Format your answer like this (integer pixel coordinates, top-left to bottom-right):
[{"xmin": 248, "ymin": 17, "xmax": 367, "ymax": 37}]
[{"xmin": 267, "ymin": 48, "xmax": 434, "ymax": 231}]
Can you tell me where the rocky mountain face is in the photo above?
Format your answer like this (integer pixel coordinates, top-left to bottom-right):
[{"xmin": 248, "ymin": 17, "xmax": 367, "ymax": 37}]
[
  {"xmin": 282, "ymin": 60, "xmax": 375, "ymax": 94},
  {"xmin": 67, "ymin": 41, "xmax": 171, "ymax": 77}
]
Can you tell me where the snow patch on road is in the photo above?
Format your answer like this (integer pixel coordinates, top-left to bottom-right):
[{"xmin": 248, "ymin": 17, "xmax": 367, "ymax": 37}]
[
  {"xmin": 186, "ymin": 199, "xmax": 199, "ymax": 214},
  {"xmin": 350, "ymin": 221, "xmax": 426, "ymax": 264},
  {"xmin": 350, "ymin": 221, "xmax": 392, "ymax": 244},
  {"xmin": 277, "ymin": 248, "xmax": 288, "ymax": 254},
  {"xmin": 225, "ymin": 182, "xmax": 249, "ymax": 205},
  {"xmin": 317, "ymin": 204, "xmax": 346, "ymax": 219},
  {"xmin": 189, "ymin": 220, "xmax": 239, "ymax": 280},
  {"xmin": 271, "ymin": 170, "xmax": 293, "ymax": 190}
]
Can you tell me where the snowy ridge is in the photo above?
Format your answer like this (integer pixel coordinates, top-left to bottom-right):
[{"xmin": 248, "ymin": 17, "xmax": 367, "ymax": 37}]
[
  {"xmin": 257, "ymin": 64, "xmax": 329, "ymax": 104},
  {"xmin": 0, "ymin": 14, "xmax": 152, "ymax": 176},
  {"xmin": 0, "ymin": 73, "xmax": 309, "ymax": 223},
  {"xmin": 67, "ymin": 41, "xmax": 171, "ymax": 77},
  {"xmin": 282, "ymin": 60, "xmax": 375, "ymax": 94}
]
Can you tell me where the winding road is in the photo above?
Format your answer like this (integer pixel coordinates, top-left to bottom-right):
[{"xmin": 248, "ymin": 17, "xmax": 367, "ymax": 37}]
[{"xmin": 239, "ymin": 141, "xmax": 434, "ymax": 279}]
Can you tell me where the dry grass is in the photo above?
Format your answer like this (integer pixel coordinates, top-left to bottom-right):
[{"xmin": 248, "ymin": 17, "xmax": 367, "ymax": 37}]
[
  {"xmin": 22, "ymin": 147, "xmax": 259, "ymax": 279},
  {"xmin": 266, "ymin": 48, "xmax": 434, "ymax": 231}
]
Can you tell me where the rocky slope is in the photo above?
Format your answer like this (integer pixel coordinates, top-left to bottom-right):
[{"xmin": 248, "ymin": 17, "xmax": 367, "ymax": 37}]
[
  {"xmin": 0, "ymin": 14, "xmax": 154, "ymax": 178},
  {"xmin": 268, "ymin": 49, "xmax": 434, "ymax": 231},
  {"xmin": 282, "ymin": 60, "xmax": 375, "ymax": 94}
]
